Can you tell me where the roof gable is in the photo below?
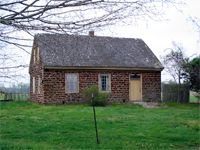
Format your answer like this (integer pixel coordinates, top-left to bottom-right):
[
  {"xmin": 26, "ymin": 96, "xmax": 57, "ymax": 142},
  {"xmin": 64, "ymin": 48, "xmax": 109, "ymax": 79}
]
[{"xmin": 34, "ymin": 34, "xmax": 163, "ymax": 70}]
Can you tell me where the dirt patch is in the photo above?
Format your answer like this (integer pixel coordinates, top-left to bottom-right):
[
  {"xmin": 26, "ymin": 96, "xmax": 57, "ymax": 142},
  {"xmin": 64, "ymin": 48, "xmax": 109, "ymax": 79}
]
[{"xmin": 133, "ymin": 102, "xmax": 161, "ymax": 108}]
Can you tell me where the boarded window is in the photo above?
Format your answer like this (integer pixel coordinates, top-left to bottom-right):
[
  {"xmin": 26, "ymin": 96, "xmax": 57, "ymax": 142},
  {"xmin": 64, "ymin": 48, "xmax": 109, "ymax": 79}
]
[
  {"xmin": 33, "ymin": 77, "xmax": 35, "ymax": 93},
  {"xmin": 66, "ymin": 74, "xmax": 79, "ymax": 93},
  {"xmin": 99, "ymin": 74, "xmax": 110, "ymax": 92}
]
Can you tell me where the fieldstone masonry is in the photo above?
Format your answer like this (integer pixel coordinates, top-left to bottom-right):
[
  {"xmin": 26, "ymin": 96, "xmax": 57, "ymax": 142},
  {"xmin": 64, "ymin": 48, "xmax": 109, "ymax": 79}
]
[
  {"xmin": 30, "ymin": 54, "xmax": 161, "ymax": 104},
  {"xmin": 29, "ymin": 34, "xmax": 163, "ymax": 104}
]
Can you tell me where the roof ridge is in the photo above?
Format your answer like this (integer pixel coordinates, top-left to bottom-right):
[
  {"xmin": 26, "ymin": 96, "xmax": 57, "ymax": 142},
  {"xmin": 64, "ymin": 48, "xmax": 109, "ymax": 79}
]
[{"xmin": 35, "ymin": 33, "xmax": 143, "ymax": 41}]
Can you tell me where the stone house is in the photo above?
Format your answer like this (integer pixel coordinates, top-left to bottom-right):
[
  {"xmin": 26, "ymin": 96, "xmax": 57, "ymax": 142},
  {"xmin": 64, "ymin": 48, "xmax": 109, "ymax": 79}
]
[{"xmin": 29, "ymin": 32, "xmax": 164, "ymax": 104}]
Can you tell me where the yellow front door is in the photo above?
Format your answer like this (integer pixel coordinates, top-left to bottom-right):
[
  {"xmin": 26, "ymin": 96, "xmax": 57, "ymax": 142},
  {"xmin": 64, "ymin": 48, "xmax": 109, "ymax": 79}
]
[{"xmin": 130, "ymin": 75, "xmax": 141, "ymax": 101}]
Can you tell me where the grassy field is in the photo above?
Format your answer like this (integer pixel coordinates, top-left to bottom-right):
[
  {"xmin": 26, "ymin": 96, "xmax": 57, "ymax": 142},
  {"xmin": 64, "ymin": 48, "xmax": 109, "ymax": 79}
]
[{"xmin": 0, "ymin": 101, "xmax": 199, "ymax": 149}]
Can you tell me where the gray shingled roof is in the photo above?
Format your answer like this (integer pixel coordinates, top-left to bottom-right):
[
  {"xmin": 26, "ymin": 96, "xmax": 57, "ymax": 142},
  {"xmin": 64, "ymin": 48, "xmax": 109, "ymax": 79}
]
[{"xmin": 35, "ymin": 33, "xmax": 163, "ymax": 70}]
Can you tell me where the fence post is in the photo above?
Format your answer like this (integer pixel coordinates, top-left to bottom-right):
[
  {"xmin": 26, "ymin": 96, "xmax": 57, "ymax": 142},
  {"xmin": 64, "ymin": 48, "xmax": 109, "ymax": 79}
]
[{"xmin": 92, "ymin": 93, "xmax": 100, "ymax": 144}]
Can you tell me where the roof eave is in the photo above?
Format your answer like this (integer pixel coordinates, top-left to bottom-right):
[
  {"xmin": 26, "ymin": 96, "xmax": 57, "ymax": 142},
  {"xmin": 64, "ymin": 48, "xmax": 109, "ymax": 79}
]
[{"xmin": 44, "ymin": 66, "xmax": 164, "ymax": 71}]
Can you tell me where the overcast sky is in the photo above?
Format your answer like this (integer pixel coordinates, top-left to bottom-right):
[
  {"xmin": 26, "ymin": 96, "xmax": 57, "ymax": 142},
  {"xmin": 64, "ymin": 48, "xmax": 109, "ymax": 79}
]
[
  {"xmin": 1, "ymin": 0, "xmax": 200, "ymax": 86},
  {"xmin": 96, "ymin": 0, "xmax": 200, "ymax": 82}
]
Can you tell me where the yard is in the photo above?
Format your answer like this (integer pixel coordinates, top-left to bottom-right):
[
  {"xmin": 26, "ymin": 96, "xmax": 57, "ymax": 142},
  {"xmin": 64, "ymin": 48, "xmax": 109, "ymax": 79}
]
[{"xmin": 0, "ymin": 101, "xmax": 199, "ymax": 149}]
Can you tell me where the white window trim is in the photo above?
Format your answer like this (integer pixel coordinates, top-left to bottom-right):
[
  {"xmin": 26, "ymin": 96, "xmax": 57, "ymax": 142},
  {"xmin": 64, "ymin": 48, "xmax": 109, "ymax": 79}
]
[
  {"xmin": 98, "ymin": 74, "xmax": 111, "ymax": 92},
  {"xmin": 65, "ymin": 73, "xmax": 79, "ymax": 93}
]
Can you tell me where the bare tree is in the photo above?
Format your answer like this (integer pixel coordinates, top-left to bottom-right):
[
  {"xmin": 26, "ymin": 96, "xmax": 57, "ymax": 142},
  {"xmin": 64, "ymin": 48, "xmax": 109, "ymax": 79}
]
[
  {"xmin": 0, "ymin": 44, "xmax": 29, "ymax": 84},
  {"xmin": 187, "ymin": 16, "xmax": 200, "ymax": 43},
  {"xmin": 0, "ymin": 0, "xmax": 183, "ymax": 83},
  {"xmin": 188, "ymin": 17, "xmax": 200, "ymax": 34},
  {"xmin": 0, "ymin": 0, "xmax": 183, "ymax": 42},
  {"xmin": 161, "ymin": 41, "xmax": 187, "ymax": 103}
]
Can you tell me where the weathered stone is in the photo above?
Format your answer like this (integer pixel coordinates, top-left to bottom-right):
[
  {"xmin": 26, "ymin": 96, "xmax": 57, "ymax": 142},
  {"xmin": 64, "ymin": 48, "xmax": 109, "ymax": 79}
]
[
  {"xmin": 30, "ymin": 55, "xmax": 162, "ymax": 104},
  {"xmin": 29, "ymin": 34, "xmax": 163, "ymax": 104}
]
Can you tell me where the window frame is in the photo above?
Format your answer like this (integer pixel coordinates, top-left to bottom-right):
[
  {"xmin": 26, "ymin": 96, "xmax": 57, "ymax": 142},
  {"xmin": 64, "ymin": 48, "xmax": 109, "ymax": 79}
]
[
  {"xmin": 98, "ymin": 74, "xmax": 111, "ymax": 92},
  {"xmin": 65, "ymin": 73, "xmax": 79, "ymax": 93}
]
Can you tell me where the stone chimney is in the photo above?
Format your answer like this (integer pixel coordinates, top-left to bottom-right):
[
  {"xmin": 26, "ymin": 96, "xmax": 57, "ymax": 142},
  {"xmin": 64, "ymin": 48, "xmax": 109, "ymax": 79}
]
[{"xmin": 89, "ymin": 31, "xmax": 94, "ymax": 37}]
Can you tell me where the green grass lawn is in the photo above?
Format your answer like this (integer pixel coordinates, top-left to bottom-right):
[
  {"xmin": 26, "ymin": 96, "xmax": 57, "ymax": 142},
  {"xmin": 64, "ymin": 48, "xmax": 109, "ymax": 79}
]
[{"xmin": 0, "ymin": 101, "xmax": 199, "ymax": 149}]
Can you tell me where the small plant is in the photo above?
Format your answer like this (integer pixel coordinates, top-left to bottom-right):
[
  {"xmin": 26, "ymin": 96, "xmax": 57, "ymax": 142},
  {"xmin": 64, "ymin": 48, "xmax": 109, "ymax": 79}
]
[
  {"xmin": 92, "ymin": 92, "xmax": 109, "ymax": 106},
  {"xmin": 82, "ymin": 85, "xmax": 99, "ymax": 102},
  {"xmin": 82, "ymin": 85, "xmax": 109, "ymax": 106}
]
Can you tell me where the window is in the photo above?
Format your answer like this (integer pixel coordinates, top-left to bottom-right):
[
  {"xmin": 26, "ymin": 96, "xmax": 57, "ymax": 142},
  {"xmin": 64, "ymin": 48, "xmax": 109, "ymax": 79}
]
[
  {"xmin": 33, "ymin": 77, "xmax": 35, "ymax": 93},
  {"xmin": 66, "ymin": 74, "xmax": 79, "ymax": 93},
  {"xmin": 99, "ymin": 74, "xmax": 110, "ymax": 92},
  {"xmin": 130, "ymin": 74, "xmax": 141, "ymax": 80}
]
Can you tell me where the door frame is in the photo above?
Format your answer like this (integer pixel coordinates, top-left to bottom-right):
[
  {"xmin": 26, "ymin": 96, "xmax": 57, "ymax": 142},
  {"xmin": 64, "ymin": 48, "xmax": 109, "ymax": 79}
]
[{"xmin": 129, "ymin": 74, "xmax": 142, "ymax": 101}]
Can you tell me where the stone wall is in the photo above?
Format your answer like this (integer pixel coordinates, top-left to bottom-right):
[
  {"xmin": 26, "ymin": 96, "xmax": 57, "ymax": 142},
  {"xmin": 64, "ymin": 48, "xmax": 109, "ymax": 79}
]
[
  {"xmin": 29, "ymin": 43, "xmax": 44, "ymax": 104},
  {"xmin": 29, "ymin": 38, "xmax": 162, "ymax": 104},
  {"xmin": 142, "ymin": 72, "xmax": 162, "ymax": 102},
  {"xmin": 37, "ymin": 69, "xmax": 162, "ymax": 104},
  {"xmin": 29, "ymin": 42, "xmax": 162, "ymax": 104}
]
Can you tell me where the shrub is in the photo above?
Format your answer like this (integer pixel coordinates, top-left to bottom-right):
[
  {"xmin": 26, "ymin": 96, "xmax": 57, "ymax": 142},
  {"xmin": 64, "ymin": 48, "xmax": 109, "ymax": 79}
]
[
  {"xmin": 82, "ymin": 85, "xmax": 99, "ymax": 102},
  {"xmin": 92, "ymin": 92, "xmax": 110, "ymax": 106},
  {"xmin": 82, "ymin": 85, "xmax": 109, "ymax": 106}
]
